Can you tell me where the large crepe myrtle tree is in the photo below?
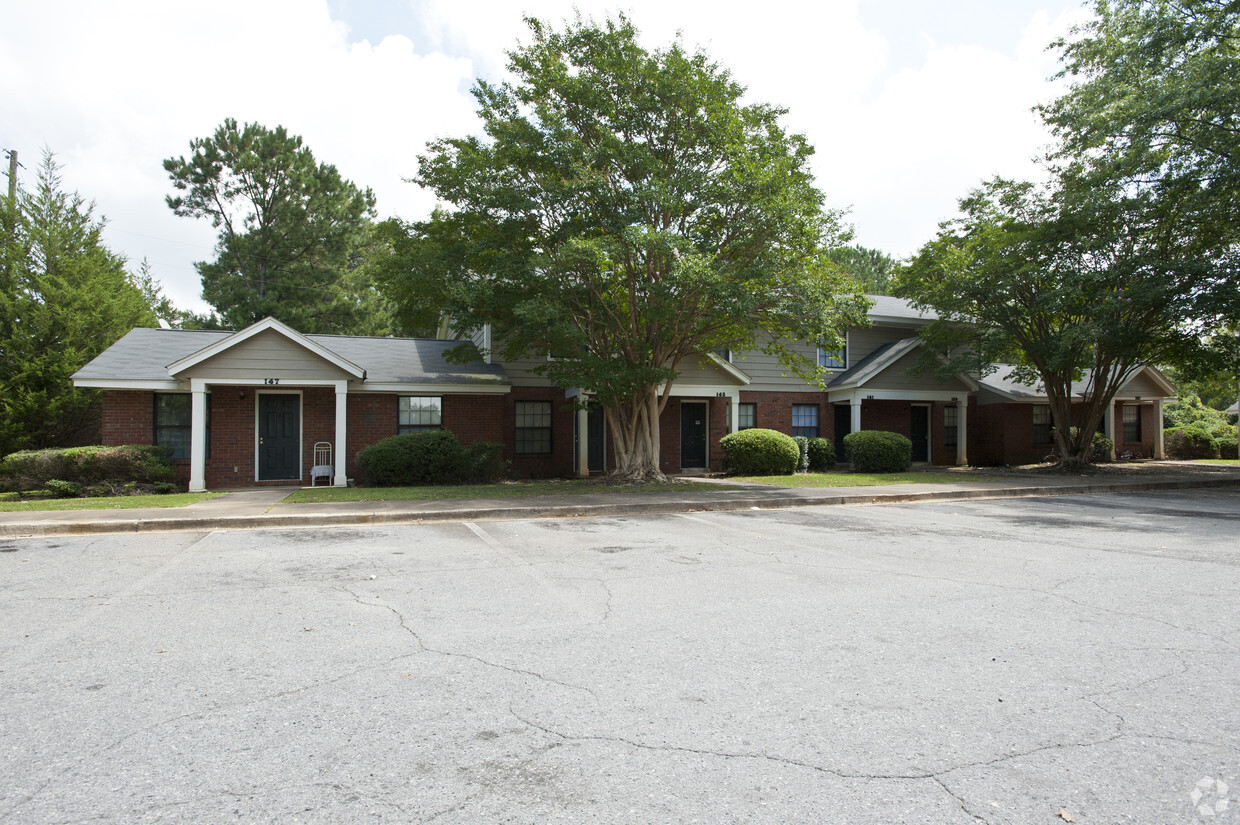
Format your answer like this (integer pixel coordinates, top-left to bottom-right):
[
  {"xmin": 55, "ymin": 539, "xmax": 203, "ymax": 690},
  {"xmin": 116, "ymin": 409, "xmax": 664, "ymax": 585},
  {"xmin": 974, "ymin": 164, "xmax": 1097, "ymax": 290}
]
[
  {"xmin": 383, "ymin": 14, "xmax": 867, "ymax": 482},
  {"xmin": 897, "ymin": 175, "xmax": 1214, "ymax": 471}
]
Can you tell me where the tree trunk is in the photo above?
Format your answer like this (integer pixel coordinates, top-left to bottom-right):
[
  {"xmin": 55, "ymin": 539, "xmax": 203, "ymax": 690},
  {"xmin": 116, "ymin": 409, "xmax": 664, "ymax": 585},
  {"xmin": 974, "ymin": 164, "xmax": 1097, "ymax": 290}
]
[{"xmin": 604, "ymin": 385, "xmax": 668, "ymax": 483}]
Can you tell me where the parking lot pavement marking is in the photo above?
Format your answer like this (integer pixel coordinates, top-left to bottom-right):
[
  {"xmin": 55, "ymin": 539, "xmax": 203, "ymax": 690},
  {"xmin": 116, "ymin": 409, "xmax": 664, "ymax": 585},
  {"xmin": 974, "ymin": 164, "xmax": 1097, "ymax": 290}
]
[{"xmin": 7, "ymin": 530, "xmax": 218, "ymax": 665}]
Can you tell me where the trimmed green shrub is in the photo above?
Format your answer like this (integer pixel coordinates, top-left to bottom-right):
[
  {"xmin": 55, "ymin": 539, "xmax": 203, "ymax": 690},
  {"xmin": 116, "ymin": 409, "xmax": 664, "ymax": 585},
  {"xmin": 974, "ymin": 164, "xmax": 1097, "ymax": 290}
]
[
  {"xmin": 45, "ymin": 479, "xmax": 83, "ymax": 499},
  {"xmin": 843, "ymin": 430, "xmax": 912, "ymax": 473},
  {"xmin": 720, "ymin": 428, "xmax": 799, "ymax": 476},
  {"xmin": 152, "ymin": 481, "xmax": 179, "ymax": 495},
  {"xmin": 1217, "ymin": 437, "xmax": 1238, "ymax": 460},
  {"xmin": 357, "ymin": 431, "xmax": 506, "ymax": 486},
  {"xmin": 0, "ymin": 445, "xmax": 174, "ymax": 491},
  {"xmin": 792, "ymin": 436, "xmax": 810, "ymax": 472},
  {"xmin": 1164, "ymin": 426, "xmax": 1219, "ymax": 460},
  {"xmin": 463, "ymin": 441, "xmax": 507, "ymax": 482},
  {"xmin": 1091, "ymin": 432, "xmax": 1115, "ymax": 463},
  {"xmin": 807, "ymin": 437, "xmax": 836, "ymax": 471}
]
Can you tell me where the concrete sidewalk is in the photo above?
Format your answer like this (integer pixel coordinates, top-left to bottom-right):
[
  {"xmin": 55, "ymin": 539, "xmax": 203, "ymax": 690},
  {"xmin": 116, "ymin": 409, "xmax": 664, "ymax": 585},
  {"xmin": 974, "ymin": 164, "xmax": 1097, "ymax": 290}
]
[{"xmin": 3, "ymin": 463, "xmax": 1239, "ymax": 538}]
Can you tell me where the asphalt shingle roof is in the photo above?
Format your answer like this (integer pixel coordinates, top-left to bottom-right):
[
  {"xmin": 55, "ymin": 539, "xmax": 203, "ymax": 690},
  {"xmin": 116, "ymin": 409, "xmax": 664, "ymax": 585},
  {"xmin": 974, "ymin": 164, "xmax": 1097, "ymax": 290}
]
[{"xmin": 72, "ymin": 327, "xmax": 509, "ymax": 387}]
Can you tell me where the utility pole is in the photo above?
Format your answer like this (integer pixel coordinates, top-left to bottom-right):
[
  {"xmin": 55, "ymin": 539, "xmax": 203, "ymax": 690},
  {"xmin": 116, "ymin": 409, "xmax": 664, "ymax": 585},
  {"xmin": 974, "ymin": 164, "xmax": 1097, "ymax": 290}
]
[{"xmin": 5, "ymin": 149, "xmax": 15, "ymax": 205}]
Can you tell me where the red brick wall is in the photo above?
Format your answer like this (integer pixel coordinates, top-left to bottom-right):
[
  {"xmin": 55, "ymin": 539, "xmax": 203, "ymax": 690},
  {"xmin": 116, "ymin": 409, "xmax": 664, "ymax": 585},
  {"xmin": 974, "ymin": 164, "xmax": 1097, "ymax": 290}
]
[
  {"xmin": 346, "ymin": 394, "xmax": 398, "ymax": 479},
  {"xmin": 102, "ymin": 388, "xmax": 526, "ymax": 487},
  {"xmin": 1113, "ymin": 402, "xmax": 1159, "ymax": 456},
  {"xmin": 506, "ymin": 387, "xmax": 576, "ymax": 478},
  {"xmin": 101, "ymin": 391, "xmax": 154, "ymax": 446},
  {"xmin": 204, "ymin": 387, "xmax": 253, "ymax": 488},
  {"xmin": 738, "ymin": 390, "xmax": 829, "ymax": 437}
]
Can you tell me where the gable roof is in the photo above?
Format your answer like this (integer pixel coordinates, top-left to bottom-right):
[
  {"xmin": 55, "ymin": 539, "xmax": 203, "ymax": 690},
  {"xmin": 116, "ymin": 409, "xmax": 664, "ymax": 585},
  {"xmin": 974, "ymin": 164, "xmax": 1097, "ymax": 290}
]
[
  {"xmin": 73, "ymin": 325, "xmax": 510, "ymax": 389},
  {"xmin": 827, "ymin": 336, "xmax": 978, "ymax": 392},
  {"xmin": 166, "ymin": 317, "xmax": 365, "ymax": 379},
  {"xmin": 865, "ymin": 295, "xmax": 939, "ymax": 325},
  {"xmin": 977, "ymin": 364, "xmax": 1176, "ymax": 401}
]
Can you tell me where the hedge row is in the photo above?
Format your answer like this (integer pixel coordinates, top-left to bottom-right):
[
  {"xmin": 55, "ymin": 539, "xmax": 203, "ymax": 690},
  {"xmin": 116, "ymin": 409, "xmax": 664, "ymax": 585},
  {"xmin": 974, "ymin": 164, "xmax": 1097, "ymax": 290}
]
[
  {"xmin": 1165, "ymin": 425, "xmax": 1237, "ymax": 460},
  {"xmin": 0, "ymin": 445, "xmax": 175, "ymax": 491}
]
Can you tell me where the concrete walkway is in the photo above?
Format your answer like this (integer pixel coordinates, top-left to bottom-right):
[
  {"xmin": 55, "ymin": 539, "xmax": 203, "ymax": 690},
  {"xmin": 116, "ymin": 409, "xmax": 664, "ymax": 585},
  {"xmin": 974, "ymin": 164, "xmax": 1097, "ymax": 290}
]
[{"xmin": 2, "ymin": 464, "xmax": 1238, "ymax": 539}]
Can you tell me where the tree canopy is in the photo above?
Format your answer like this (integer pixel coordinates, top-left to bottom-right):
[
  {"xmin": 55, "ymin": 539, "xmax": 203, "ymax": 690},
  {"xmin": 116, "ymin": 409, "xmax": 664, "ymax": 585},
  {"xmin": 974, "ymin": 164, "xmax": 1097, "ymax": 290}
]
[
  {"xmin": 896, "ymin": 175, "xmax": 1210, "ymax": 469},
  {"xmin": 383, "ymin": 14, "xmax": 867, "ymax": 480},
  {"xmin": 827, "ymin": 245, "xmax": 901, "ymax": 295},
  {"xmin": 1042, "ymin": 0, "xmax": 1240, "ymax": 334},
  {"xmin": 0, "ymin": 151, "xmax": 156, "ymax": 455},
  {"xmin": 164, "ymin": 119, "xmax": 385, "ymax": 334}
]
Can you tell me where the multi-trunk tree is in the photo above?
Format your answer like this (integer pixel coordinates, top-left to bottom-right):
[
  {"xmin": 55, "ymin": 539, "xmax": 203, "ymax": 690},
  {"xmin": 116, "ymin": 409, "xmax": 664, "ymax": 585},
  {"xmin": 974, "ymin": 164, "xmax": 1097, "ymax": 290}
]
[
  {"xmin": 382, "ymin": 15, "xmax": 867, "ymax": 481},
  {"xmin": 898, "ymin": 175, "xmax": 1212, "ymax": 470},
  {"xmin": 899, "ymin": 0, "xmax": 1240, "ymax": 469}
]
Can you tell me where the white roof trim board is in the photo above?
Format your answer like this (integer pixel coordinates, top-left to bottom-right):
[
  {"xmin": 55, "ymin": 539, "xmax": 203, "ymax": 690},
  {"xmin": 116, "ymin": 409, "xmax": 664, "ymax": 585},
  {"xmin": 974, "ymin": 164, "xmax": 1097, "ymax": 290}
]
[
  {"xmin": 977, "ymin": 364, "xmax": 1175, "ymax": 402},
  {"xmin": 166, "ymin": 316, "xmax": 366, "ymax": 379},
  {"xmin": 703, "ymin": 352, "xmax": 752, "ymax": 385},
  {"xmin": 827, "ymin": 336, "xmax": 980, "ymax": 393}
]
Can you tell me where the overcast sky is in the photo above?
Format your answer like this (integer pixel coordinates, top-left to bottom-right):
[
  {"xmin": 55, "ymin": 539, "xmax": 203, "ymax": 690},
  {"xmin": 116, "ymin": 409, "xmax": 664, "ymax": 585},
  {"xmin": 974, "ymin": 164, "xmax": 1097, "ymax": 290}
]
[{"xmin": 1, "ymin": 0, "xmax": 1087, "ymax": 315}]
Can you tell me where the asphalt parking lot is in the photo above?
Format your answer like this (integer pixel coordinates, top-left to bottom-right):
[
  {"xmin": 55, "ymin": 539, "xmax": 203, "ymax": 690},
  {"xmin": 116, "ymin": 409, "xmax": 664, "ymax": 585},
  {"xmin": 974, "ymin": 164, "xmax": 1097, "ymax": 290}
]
[{"xmin": 2, "ymin": 489, "xmax": 1238, "ymax": 824}]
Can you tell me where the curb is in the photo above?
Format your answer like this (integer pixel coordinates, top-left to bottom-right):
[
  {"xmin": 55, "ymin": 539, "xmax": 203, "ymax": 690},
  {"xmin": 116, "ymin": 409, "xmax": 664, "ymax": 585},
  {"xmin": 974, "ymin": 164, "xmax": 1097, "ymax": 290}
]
[{"xmin": 2, "ymin": 476, "xmax": 1238, "ymax": 539}]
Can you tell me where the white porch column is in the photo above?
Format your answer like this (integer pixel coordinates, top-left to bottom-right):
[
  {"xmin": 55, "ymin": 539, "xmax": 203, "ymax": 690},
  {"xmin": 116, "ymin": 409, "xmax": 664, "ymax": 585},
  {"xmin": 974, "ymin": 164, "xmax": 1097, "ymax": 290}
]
[
  {"xmin": 189, "ymin": 380, "xmax": 208, "ymax": 493},
  {"xmin": 333, "ymin": 381, "xmax": 348, "ymax": 487},
  {"xmin": 730, "ymin": 392, "xmax": 740, "ymax": 434},
  {"xmin": 1104, "ymin": 399, "xmax": 1116, "ymax": 460},
  {"xmin": 850, "ymin": 398, "xmax": 862, "ymax": 434},
  {"xmin": 576, "ymin": 405, "xmax": 590, "ymax": 478},
  {"xmin": 956, "ymin": 399, "xmax": 968, "ymax": 466},
  {"xmin": 1155, "ymin": 399, "xmax": 1165, "ymax": 459}
]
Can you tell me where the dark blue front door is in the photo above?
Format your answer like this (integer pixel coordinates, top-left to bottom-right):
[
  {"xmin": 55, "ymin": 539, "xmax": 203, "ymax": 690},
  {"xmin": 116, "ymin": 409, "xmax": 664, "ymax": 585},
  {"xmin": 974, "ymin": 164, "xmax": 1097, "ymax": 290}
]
[
  {"xmin": 681, "ymin": 402, "xmax": 707, "ymax": 468},
  {"xmin": 259, "ymin": 394, "xmax": 300, "ymax": 480}
]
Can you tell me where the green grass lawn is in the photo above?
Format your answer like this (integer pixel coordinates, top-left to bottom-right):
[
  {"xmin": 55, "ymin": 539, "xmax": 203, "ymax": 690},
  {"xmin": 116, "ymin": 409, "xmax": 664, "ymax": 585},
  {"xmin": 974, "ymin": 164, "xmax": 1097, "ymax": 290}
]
[
  {"xmin": 732, "ymin": 471, "xmax": 991, "ymax": 487},
  {"xmin": 0, "ymin": 492, "xmax": 223, "ymax": 512},
  {"xmin": 1197, "ymin": 459, "xmax": 1240, "ymax": 466},
  {"xmin": 283, "ymin": 478, "xmax": 734, "ymax": 504}
]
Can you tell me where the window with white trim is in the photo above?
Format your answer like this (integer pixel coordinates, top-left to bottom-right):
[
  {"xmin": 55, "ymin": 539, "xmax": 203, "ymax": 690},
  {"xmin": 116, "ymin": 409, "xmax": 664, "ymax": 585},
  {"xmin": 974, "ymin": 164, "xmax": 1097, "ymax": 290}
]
[
  {"xmin": 398, "ymin": 396, "xmax": 443, "ymax": 433},
  {"xmin": 792, "ymin": 404, "xmax": 819, "ymax": 438},
  {"xmin": 738, "ymin": 402, "xmax": 757, "ymax": 430},
  {"xmin": 818, "ymin": 340, "xmax": 846, "ymax": 370},
  {"xmin": 945, "ymin": 406, "xmax": 958, "ymax": 447}
]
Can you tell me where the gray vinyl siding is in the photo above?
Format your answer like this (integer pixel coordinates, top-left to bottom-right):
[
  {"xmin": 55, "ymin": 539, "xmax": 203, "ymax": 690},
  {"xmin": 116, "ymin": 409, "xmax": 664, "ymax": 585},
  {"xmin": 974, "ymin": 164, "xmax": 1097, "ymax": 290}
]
[
  {"xmin": 469, "ymin": 326, "xmax": 489, "ymax": 359},
  {"xmin": 848, "ymin": 325, "xmax": 922, "ymax": 363},
  {"xmin": 863, "ymin": 350, "xmax": 972, "ymax": 393},
  {"xmin": 673, "ymin": 355, "xmax": 734, "ymax": 386},
  {"xmin": 1120, "ymin": 371, "xmax": 1164, "ymax": 397},
  {"xmin": 731, "ymin": 340, "xmax": 820, "ymax": 392},
  {"xmin": 501, "ymin": 354, "xmax": 557, "ymax": 387},
  {"xmin": 185, "ymin": 329, "xmax": 355, "ymax": 381}
]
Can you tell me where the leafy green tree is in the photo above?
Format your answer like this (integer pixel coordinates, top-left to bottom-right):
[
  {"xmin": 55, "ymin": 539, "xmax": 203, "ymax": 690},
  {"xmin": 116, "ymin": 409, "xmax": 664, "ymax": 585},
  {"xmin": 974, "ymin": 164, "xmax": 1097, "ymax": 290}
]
[
  {"xmin": 1042, "ymin": 0, "xmax": 1240, "ymax": 335},
  {"xmin": 1161, "ymin": 361, "xmax": 1239, "ymax": 411},
  {"xmin": 383, "ymin": 15, "xmax": 867, "ymax": 481},
  {"xmin": 1163, "ymin": 392, "xmax": 1234, "ymax": 437},
  {"xmin": 827, "ymin": 245, "xmax": 901, "ymax": 295},
  {"xmin": 0, "ymin": 151, "xmax": 156, "ymax": 455},
  {"xmin": 897, "ymin": 175, "xmax": 1211, "ymax": 471},
  {"xmin": 164, "ymin": 119, "xmax": 383, "ymax": 334}
]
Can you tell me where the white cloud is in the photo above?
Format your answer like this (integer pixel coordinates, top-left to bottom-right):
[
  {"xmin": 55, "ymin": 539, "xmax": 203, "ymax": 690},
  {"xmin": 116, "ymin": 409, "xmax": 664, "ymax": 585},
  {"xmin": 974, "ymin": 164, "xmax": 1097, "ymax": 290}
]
[
  {"xmin": 2, "ymin": 0, "xmax": 477, "ymax": 311},
  {"xmin": 0, "ymin": 0, "xmax": 1088, "ymax": 312}
]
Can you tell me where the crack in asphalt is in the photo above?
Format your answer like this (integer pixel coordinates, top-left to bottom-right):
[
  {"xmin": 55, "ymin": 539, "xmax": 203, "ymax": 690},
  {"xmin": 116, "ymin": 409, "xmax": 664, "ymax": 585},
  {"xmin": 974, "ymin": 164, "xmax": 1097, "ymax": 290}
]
[
  {"xmin": 505, "ymin": 703, "xmax": 1127, "ymax": 802},
  {"xmin": 343, "ymin": 586, "xmax": 598, "ymax": 700}
]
